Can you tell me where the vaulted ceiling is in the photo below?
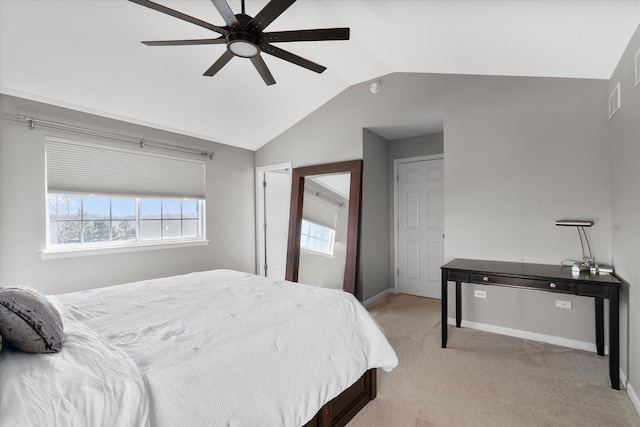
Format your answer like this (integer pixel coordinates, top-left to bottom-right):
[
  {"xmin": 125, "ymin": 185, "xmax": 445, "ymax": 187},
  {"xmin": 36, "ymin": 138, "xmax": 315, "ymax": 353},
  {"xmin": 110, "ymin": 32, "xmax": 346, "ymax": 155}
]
[{"xmin": 1, "ymin": 1, "xmax": 638, "ymax": 150}]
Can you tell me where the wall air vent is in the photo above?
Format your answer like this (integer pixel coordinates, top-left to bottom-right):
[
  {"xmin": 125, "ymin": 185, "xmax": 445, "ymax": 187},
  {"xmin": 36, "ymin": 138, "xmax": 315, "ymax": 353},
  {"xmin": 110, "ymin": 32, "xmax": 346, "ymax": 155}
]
[{"xmin": 608, "ymin": 82, "xmax": 620, "ymax": 120}]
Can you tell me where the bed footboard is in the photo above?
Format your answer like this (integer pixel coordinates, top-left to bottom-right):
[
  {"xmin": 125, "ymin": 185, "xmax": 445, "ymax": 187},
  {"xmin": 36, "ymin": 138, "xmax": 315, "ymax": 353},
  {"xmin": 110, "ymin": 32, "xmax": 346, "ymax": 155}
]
[{"xmin": 303, "ymin": 368, "xmax": 376, "ymax": 427}]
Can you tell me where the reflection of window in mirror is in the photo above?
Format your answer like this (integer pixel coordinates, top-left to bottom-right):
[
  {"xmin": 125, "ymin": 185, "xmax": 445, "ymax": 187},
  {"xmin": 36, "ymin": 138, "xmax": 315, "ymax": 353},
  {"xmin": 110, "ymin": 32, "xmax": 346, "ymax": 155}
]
[
  {"xmin": 299, "ymin": 173, "xmax": 350, "ymax": 289},
  {"xmin": 286, "ymin": 160, "xmax": 362, "ymax": 295},
  {"xmin": 300, "ymin": 219, "xmax": 335, "ymax": 256}
]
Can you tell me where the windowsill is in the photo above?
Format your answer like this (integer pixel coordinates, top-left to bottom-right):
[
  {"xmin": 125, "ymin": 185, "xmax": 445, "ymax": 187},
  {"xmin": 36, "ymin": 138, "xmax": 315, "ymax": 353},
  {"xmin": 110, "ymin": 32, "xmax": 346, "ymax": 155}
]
[
  {"xmin": 300, "ymin": 248, "xmax": 335, "ymax": 259},
  {"xmin": 40, "ymin": 239, "xmax": 209, "ymax": 260}
]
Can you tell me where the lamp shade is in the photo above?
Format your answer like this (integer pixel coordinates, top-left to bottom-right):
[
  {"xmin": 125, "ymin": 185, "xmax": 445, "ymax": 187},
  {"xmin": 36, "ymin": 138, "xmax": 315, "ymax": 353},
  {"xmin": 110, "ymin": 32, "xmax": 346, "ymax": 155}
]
[{"xmin": 555, "ymin": 220, "xmax": 594, "ymax": 227}]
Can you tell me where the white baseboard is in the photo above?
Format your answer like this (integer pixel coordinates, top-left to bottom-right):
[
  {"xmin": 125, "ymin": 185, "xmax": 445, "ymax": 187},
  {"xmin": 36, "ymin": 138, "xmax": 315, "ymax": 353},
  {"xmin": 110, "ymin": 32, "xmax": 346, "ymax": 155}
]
[
  {"xmin": 620, "ymin": 369, "xmax": 628, "ymax": 389},
  {"xmin": 364, "ymin": 288, "xmax": 393, "ymax": 307},
  {"xmin": 628, "ymin": 381, "xmax": 640, "ymax": 416},
  {"xmin": 447, "ymin": 317, "xmax": 608, "ymax": 355}
]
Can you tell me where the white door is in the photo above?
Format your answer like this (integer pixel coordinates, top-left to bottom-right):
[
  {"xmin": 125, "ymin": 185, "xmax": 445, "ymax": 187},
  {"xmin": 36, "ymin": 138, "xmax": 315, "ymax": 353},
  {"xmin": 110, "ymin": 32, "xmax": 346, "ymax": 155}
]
[
  {"xmin": 396, "ymin": 159, "xmax": 444, "ymax": 298},
  {"xmin": 263, "ymin": 170, "xmax": 291, "ymax": 280}
]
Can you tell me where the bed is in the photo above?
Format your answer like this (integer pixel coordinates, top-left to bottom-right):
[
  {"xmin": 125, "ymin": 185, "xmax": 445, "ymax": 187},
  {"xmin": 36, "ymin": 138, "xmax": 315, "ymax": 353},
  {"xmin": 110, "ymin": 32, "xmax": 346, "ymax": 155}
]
[{"xmin": 0, "ymin": 269, "xmax": 398, "ymax": 426}]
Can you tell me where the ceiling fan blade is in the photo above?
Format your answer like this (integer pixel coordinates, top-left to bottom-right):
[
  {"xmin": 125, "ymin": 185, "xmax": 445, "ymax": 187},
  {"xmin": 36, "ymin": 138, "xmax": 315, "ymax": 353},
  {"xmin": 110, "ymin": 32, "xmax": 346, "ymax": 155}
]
[
  {"xmin": 261, "ymin": 43, "xmax": 326, "ymax": 74},
  {"xmin": 263, "ymin": 28, "xmax": 350, "ymax": 43},
  {"xmin": 142, "ymin": 37, "xmax": 227, "ymax": 46},
  {"xmin": 203, "ymin": 51, "xmax": 235, "ymax": 76},
  {"xmin": 210, "ymin": 0, "xmax": 242, "ymax": 30},
  {"xmin": 246, "ymin": 0, "xmax": 296, "ymax": 32},
  {"xmin": 250, "ymin": 55, "xmax": 276, "ymax": 86},
  {"xmin": 128, "ymin": 0, "xmax": 228, "ymax": 35}
]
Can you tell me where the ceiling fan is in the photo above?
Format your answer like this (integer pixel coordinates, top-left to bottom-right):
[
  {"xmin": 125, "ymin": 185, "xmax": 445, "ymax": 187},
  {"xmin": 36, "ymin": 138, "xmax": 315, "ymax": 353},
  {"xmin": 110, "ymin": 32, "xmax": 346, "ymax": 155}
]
[{"xmin": 129, "ymin": 0, "xmax": 350, "ymax": 86}]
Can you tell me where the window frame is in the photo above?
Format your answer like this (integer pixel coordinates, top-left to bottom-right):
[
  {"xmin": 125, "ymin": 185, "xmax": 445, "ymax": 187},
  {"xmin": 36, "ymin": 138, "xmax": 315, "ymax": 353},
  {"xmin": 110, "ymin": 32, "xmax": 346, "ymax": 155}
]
[
  {"xmin": 42, "ymin": 192, "xmax": 207, "ymax": 259},
  {"xmin": 299, "ymin": 219, "xmax": 336, "ymax": 257}
]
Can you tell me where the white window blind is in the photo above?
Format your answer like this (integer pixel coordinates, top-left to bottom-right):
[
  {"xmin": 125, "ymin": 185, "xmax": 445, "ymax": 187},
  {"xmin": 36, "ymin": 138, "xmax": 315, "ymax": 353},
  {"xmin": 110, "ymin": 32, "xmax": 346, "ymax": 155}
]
[{"xmin": 46, "ymin": 137, "xmax": 205, "ymax": 198}]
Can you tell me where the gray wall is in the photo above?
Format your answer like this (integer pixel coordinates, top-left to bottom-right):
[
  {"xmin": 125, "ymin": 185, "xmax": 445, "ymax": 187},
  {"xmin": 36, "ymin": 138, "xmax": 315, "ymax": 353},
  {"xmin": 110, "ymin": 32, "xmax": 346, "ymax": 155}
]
[
  {"xmin": 361, "ymin": 131, "xmax": 445, "ymax": 302},
  {"xmin": 388, "ymin": 132, "xmax": 444, "ymax": 160},
  {"xmin": 0, "ymin": 94, "xmax": 256, "ymax": 295},
  {"xmin": 360, "ymin": 129, "xmax": 390, "ymax": 301},
  {"xmin": 608, "ymin": 25, "xmax": 640, "ymax": 405},
  {"xmin": 256, "ymin": 72, "xmax": 612, "ymax": 350}
]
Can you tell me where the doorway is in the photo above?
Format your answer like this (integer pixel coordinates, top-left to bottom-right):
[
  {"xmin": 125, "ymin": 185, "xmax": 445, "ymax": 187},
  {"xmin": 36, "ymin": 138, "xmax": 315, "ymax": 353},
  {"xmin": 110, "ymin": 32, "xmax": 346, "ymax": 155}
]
[
  {"xmin": 255, "ymin": 163, "xmax": 292, "ymax": 279},
  {"xmin": 394, "ymin": 155, "xmax": 444, "ymax": 299}
]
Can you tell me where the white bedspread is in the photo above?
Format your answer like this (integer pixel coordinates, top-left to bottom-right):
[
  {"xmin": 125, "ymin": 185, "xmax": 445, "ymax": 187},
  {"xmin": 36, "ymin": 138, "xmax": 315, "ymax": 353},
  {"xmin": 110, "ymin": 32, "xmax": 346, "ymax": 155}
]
[
  {"xmin": 2, "ymin": 270, "xmax": 397, "ymax": 427},
  {"xmin": 0, "ymin": 297, "xmax": 149, "ymax": 427}
]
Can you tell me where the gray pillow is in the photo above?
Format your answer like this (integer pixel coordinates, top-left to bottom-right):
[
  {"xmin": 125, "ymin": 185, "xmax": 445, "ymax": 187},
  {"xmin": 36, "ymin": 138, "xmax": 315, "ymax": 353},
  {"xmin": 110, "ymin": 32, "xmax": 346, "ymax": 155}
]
[{"xmin": 0, "ymin": 287, "xmax": 64, "ymax": 353}]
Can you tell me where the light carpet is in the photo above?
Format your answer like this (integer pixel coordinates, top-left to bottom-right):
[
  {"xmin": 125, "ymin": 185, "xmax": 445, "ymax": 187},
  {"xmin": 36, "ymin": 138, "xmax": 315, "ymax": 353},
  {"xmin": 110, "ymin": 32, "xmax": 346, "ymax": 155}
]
[{"xmin": 348, "ymin": 293, "xmax": 640, "ymax": 426}]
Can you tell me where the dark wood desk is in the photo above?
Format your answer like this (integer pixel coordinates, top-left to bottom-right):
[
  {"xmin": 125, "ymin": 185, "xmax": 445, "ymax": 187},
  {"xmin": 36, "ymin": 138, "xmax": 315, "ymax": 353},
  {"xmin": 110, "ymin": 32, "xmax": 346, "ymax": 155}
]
[{"xmin": 441, "ymin": 259, "xmax": 621, "ymax": 390}]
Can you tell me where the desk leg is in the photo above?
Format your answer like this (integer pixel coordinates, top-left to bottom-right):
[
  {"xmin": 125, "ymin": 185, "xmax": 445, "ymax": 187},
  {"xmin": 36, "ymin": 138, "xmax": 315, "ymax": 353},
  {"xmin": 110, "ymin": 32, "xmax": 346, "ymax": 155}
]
[
  {"xmin": 456, "ymin": 281, "xmax": 462, "ymax": 328},
  {"xmin": 441, "ymin": 269, "xmax": 448, "ymax": 348},
  {"xmin": 595, "ymin": 297, "xmax": 604, "ymax": 356},
  {"xmin": 609, "ymin": 286, "xmax": 620, "ymax": 390}
]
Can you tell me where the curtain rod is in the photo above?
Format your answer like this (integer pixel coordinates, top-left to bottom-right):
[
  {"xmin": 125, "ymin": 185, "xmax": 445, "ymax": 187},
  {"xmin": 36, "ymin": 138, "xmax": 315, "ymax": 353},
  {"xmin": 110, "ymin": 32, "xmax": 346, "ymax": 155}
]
[
  {"xmin": 1, "ymin": 114, "xmax": 215, "ymax": 160},
  {"xmin": 304, "ymin": 186, "xmax": 346, "ymax": 208}
]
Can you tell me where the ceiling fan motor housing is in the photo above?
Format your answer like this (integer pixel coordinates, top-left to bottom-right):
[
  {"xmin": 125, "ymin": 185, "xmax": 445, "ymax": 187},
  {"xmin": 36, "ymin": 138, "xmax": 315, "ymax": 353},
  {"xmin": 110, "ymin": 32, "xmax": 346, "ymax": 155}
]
[
  {"xmin": 225, "ymin": 14, "xmax": 261, "ymax": 58},
  {"xmin": 226, "ymin": 31, "xmax": 261, "ymax": 58}
]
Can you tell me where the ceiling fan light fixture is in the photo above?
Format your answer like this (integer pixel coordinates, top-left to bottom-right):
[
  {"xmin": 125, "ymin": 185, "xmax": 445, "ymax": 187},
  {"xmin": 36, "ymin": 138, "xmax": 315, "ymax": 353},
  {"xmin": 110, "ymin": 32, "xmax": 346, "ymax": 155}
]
[{"xmin": 227, "ymin": 32, "xmax": 260, "ymax": 58}]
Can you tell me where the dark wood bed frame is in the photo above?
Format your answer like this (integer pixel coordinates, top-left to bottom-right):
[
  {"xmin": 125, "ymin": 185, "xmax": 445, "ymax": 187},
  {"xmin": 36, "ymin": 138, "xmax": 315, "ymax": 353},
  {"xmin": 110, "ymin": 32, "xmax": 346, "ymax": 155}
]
[{"xmin": 303, "ymin": 368, "xmax": 376, "ymax": 427}]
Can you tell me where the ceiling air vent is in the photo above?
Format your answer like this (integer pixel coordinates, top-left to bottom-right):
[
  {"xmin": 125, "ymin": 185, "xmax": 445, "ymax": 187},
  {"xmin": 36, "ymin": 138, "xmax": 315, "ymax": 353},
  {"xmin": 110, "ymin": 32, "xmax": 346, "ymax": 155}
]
[{"xmin": 608, "ymin": 82, "xmax": 620, "ymax": 120}]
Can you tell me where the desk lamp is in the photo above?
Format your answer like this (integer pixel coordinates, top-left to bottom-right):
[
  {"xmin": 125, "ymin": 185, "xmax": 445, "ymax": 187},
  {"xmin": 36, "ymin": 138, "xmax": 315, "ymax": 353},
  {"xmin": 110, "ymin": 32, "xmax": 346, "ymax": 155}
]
[
  {"xmin": 555, "ymin": 220, "xmax": 613, "ymax": 274},
  {"xmin": 555, "ymin": 219, "xmax": 595, "ymax": 268}
]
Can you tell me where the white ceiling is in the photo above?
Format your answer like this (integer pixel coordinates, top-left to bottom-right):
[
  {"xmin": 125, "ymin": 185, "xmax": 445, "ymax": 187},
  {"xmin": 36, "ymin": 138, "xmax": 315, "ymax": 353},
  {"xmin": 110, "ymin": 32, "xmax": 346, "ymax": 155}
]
[
  {"xmin": 1, "ymin": 1, "xmax": 638, "ymax": 151},
  {"xmin": 312, "ymin": 174, "xmax": 351, "ymax": 200}
]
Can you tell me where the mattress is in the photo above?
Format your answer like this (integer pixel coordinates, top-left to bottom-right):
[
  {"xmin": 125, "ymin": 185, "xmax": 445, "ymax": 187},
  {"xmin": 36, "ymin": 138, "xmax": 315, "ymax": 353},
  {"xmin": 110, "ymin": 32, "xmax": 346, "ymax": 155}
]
[{"xmin": 0, "ymin": 269, "xmax": 398, "ymax": 426}]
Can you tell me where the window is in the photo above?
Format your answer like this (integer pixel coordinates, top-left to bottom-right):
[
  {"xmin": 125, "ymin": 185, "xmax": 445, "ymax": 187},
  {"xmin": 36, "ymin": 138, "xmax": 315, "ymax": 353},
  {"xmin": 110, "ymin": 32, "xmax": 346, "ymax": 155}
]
[
  {"xmin": 48, "ymin": 194, "xmax": 203, "ymax": 247},
  {"xmin": 44, "ymin": 137, "xmax": 207, "ymax": 257},
  {"xmin": 300, "ymin": 219, "xmax": 335, "ymax": 256},
  {"xmin": 138, "ymin": 198, "xmax": 201, "ymax": 240}
]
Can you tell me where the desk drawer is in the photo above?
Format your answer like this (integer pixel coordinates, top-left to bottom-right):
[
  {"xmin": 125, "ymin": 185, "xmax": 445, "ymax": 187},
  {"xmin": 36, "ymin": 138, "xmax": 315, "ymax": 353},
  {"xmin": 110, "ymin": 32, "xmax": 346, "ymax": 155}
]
[
  {"xmin": 577, "ymin": 283, "xmax": 609, "ymax": 298},
  {"xmin": 469, "ymin": 273, "xmax": 574, "ymax": 293},
  {"xmin": 448, "ymin": 270, "xmax": 469, "ymax": 282}
]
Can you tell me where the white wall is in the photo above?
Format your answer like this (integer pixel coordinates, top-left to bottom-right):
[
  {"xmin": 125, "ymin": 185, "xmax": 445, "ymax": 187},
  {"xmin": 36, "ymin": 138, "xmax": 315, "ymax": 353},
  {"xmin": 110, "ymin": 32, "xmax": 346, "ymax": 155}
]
[
  {"xmin": 256, "ymin": 71, "xmax": 613, "ymax": 351},
  {"xmin": 0, "ymin": 94, "xmax": 256, "ymax": 295},
  {"xmin": 608, "ymin": 25, "xmax": 640, "ymax": 409}
]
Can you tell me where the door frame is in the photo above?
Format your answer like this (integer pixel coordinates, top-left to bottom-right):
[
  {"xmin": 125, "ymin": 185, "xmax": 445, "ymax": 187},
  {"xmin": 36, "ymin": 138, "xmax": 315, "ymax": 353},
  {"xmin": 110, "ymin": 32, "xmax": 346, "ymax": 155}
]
[
  {"xmin": 255, "ymin": 162, "xmax": 292, "ymax": 277},
  {"xmin": 393, "ymin": 154, "xmax": 444, "ymax": 294}
]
